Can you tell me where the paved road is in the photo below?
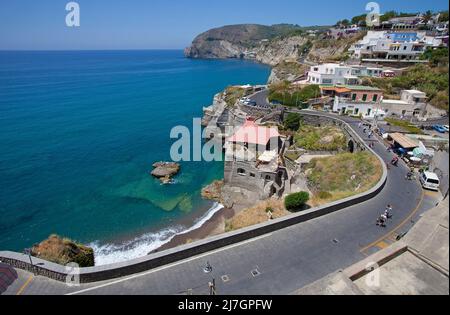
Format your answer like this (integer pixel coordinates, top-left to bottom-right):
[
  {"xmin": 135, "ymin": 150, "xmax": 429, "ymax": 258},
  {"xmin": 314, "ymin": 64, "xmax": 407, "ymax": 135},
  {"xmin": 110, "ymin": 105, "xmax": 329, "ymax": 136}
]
[
  {"xmin": 4, "ymin": 114, "xmax": 440, "ymax": 295},
  {"xmin": 249, "ymin": 89, "xmax": 270, "ymax": 108}
]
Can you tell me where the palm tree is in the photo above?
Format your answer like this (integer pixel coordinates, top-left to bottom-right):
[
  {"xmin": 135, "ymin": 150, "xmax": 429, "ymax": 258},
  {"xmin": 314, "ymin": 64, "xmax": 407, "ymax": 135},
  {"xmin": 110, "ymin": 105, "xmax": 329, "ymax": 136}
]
[{"xmin": 423, "ymin": 10, "xmax": 434, "ymax": 25}]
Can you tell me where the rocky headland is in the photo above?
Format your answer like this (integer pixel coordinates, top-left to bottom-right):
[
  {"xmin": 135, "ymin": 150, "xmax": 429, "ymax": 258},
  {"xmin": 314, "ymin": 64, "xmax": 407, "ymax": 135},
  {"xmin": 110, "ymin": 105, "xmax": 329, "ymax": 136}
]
[{"xmin": 31, "ymin": 234, "xmax": 95, "ymax": 267}]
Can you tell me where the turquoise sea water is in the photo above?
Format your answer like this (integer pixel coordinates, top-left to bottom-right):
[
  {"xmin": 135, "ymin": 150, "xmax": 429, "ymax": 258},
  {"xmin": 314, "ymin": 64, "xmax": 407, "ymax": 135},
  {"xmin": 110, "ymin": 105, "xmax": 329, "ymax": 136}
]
[{"xmin": 0, "ymin": 50, "xmax": 270, "ymax": 265}]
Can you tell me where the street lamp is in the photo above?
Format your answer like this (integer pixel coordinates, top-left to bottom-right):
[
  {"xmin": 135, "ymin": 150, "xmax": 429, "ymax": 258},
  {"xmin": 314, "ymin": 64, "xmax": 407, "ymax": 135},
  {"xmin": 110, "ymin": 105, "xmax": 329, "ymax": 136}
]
[
  {"xmin": 203, "ymin": 261, "xmax": 216, "ymax": 295},
  {"xmin": 23, "ymin": 248, "xmax": 36, "ymax": 276}
]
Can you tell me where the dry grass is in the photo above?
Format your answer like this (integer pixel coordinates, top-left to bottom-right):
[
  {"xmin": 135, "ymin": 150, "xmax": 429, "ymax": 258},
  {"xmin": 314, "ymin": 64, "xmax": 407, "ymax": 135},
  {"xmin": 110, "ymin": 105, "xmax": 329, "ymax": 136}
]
[
  {"xmin": 306, "ymin": 152, "xmax": 383, "ymax": 207},
  {"xmin": 31, "ymin": 234, "xmax": 95, "ymax": 267},
  {"xmin": 224, "ymin": 86, "xmax": 246, "ymax": 106},
  {"xmin": 226, "ymin": 199, "xmax": 290, "ymax": 232},
  {"xmin": 295, "ymin": 125, "xmax": 347, "ymax": 151}
]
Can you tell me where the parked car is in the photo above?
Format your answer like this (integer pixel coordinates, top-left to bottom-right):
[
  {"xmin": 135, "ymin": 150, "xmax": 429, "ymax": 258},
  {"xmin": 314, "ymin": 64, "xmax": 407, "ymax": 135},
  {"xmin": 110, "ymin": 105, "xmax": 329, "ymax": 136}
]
[
  {"xmin": 419, "ymin": 171, "xmax": 440, "ymax": 191},
  {"xmin": 442, "ymin": 125, "xmax": 449, "ymax": 133},
  {"xmin": 433, "ymin": 125, "xmax": 447, "ymax": 133}
]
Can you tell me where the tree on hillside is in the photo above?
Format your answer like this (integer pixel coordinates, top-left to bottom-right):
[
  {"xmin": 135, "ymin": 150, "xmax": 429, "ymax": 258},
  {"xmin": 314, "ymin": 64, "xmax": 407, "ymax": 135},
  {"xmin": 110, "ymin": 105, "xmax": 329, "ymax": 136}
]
[
  {"xmin": 351, "ymin": 14, "xmax": 367, "ymax": 25},
  {"xmin": 423, "ymin": 10, "xmax": 434, "ymax": 24},
  {"xmin": 421, "ymin": 47, "xmax": 449, "ymax": 67},
  {"xmin": 284, "ymin": 113, "xmax": 302, "ymax": 131},
  {"xmin": 438, "ymin": 11, "xmax": 449, "ymax": 22}
]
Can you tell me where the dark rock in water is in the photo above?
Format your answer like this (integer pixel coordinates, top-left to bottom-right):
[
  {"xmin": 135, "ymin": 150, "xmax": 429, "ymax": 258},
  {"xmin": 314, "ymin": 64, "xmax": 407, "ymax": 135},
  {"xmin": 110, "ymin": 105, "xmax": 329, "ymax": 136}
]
[
  {"xmin": 151, "ymin": 162, "xmax": 180, "ymax": 184},
  {"xmin": 30, "ymin": 234, "xmax": 95, "ymax": 267}
]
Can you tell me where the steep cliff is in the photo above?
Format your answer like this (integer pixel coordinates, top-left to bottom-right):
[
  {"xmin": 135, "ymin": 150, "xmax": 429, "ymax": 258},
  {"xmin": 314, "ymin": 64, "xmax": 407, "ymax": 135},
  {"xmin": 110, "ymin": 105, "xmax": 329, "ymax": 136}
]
[
  {"xmin": 186, "ymin": 24, "xmax": 363, "ymax": 82},
  {"xmin": 185, "ymin": 24, "xmax": 309, "ymax": 66}
]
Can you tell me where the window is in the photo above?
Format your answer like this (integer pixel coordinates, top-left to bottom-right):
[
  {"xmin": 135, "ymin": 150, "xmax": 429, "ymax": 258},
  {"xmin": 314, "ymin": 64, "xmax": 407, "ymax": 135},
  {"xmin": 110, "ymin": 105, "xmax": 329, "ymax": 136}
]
[
  {"xmin": 362, "ymin": 94, "xmax": 368, "ymax": 102},
  {"xmin": 322, "ymin": 79, "xmax": 332, "ymax": 84},
  {"xmin": 372, "ymin": 94, "xmax": 378, "ymax": 102},
  {"xmin": 354, "ymin": 108, "xmax": 359, "ymax": 115},
  {"xmin": 352, "ymin": 94, "xmax": 357, "ymax": 101}
]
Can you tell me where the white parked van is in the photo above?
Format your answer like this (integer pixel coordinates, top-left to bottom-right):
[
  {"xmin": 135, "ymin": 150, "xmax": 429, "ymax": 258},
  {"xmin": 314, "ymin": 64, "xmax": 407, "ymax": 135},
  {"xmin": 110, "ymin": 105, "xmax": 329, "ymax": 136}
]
[{"xmin": 419, "ymin": 171, "xmax": 440, "ymax": 191}]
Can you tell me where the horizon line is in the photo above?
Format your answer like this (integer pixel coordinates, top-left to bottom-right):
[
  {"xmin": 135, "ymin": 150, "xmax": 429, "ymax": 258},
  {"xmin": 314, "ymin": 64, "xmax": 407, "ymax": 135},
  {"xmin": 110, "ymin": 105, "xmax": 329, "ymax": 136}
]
[{"xmin": 0, "ymin": 48, "xmax": 187, "ymax": 52}]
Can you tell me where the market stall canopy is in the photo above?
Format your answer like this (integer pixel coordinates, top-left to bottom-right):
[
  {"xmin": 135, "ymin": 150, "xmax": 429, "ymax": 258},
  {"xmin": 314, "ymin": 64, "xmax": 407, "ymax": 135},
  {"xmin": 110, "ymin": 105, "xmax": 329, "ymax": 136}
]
[{"xmin": 389, "ymin": 133, "xmax": 419, "ymax": 149}]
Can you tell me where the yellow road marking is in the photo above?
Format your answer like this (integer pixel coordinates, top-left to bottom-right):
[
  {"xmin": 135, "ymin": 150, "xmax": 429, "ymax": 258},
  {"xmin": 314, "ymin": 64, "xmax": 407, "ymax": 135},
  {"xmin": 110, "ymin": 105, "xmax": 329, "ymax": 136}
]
[
  {"xmin": 360, "ymin": 189, "xmax": 425, "ymax": 253},
  {"xmin": 424, "ymin": 191, "xmax": 439, "ymax": 197},
  {"xmin": 376, "ymin": 241, "xmax": 390, "ymax": 249},
  {"xmin": 16, "ymin": 275, "xmax": 33, "ymax": 296}
]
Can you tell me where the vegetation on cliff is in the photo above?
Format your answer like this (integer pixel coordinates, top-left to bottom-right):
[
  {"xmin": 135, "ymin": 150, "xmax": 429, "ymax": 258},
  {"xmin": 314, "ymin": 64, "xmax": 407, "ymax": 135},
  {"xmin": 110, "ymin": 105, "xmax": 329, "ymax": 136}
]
[
  {"xmin": 362, "ymin": 51, "xmax": 449, "ymax": 112},
  {"xmin": 31, "ymin": 234, "xmax": 95, "ymax": 267},
  {"xmin": 225, "ymin": 199, "xmax": 290, "ymax": 232},
  {"xmin": 223, "ymin": 86, "xmax": 246, "ymax": 107},
  {"xmin": 294, "ymin": 125, "xmax": 347, "ymax": 151},
  {"xmin": 306, "ymin": 152, "xmax": 382, "ymax": 205},
  {"xmin": 269, "ymin": 60, "xmax": 309, "ymax": 83},
  {"xmin": 268, "ymin": 82, "xmax": 320, "ymax": 107}
]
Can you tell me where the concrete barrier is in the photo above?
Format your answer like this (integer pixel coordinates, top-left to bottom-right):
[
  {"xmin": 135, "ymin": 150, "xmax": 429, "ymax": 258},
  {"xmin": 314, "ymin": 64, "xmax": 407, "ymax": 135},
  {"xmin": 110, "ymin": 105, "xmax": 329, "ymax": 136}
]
[{"xmin": 0, "ymin": 112, "xmax": 388, "ymax": 283}]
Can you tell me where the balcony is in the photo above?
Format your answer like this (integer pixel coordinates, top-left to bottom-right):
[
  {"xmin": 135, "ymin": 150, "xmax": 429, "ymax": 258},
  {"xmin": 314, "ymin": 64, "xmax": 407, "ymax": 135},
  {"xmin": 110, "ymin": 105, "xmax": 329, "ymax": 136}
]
[{"xmin": 336, "ymin": 97, "xmax": 380, "ymax": 104}]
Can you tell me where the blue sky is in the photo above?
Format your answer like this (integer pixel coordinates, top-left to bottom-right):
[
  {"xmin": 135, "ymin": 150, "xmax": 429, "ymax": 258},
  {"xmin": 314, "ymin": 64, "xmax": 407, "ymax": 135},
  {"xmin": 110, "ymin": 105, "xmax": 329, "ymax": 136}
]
[{"xmin": 0, "ymin": 0, "xmax": 448, "ymax": 50}]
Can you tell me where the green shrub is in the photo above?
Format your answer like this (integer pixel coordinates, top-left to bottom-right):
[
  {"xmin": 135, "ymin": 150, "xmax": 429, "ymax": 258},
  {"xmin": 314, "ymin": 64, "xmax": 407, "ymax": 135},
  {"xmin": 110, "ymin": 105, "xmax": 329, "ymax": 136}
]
[
  {"xmin": 269, "ymin": 84, "xmax": 320, "ymax": 107},
  {"xmin": 285, "ymin": 192, "xmax": 310, "ymax": 211},
  {"xmin": 284, "ymin": 113, "xmax": 302, "ymax": 131}
]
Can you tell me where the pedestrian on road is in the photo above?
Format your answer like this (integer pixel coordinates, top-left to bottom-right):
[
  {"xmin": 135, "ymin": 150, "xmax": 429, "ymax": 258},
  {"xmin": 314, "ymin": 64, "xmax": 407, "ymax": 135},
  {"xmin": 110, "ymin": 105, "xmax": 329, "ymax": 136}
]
[{"xmin": 358, "ymin": 122, "xmax": 363, "ymax": 129}]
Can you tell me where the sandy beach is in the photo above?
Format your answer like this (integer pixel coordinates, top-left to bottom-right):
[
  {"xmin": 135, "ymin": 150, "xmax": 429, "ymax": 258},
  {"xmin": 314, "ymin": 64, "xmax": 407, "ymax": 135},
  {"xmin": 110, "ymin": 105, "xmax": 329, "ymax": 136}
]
[{"xmin": 151, "ymin": 206, "xmax": 236, "ymax": 253}]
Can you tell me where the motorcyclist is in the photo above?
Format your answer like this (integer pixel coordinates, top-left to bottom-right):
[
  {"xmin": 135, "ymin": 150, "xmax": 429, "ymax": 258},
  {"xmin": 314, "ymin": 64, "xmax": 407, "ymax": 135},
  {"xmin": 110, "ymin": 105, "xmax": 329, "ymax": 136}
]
[{"xmin": 385, "ymin": 205, "xmax": 393, "ymax": 219}]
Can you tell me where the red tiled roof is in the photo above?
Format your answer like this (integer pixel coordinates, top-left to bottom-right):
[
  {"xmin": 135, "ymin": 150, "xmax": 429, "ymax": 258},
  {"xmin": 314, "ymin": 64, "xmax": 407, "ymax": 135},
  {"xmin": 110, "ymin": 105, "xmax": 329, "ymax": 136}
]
[
  {"xmin": 228, "ymin": 119, "xmax": 280, "ymax": 146},
  {"xmin": 321, "ymin": 86, "xmax": 352, "ymax": 93}
]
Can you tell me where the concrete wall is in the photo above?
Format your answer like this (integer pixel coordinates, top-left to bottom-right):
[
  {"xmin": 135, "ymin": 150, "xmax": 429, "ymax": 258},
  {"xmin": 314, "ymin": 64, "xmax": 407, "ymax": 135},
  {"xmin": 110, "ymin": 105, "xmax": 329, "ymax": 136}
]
[
  {"xmin": 430, "ymin": 150, "xmax": 450, "ymax": 196},
  {"xmin": 0, "ymin": 113, "xmax": 387, "ymax": 284}
]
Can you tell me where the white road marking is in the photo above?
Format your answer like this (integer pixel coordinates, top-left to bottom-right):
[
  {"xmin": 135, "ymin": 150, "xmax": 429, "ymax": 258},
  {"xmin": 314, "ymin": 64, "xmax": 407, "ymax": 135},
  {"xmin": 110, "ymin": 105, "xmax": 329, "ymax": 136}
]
[{"xmin": 66, "ymin": 233, "xmax": 272, "ymax": 295}]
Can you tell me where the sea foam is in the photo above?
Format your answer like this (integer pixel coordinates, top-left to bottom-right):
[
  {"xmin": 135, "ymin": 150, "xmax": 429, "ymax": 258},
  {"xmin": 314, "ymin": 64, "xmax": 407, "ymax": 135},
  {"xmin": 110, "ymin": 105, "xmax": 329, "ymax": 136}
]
[{"xmin": 91, "ymin": 202, "xmax": 224, "ymax": 266}]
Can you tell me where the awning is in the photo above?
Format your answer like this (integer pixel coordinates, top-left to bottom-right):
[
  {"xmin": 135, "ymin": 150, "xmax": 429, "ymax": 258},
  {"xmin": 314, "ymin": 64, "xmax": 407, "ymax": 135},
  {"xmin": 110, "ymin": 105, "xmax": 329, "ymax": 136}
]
[
  {"xmin": 258, "ymin": 150, "xmax": 277, "ymax": 163},
  {"xmin": 389, "ymin": 133, "xmax": 419, "ymax": 149}
]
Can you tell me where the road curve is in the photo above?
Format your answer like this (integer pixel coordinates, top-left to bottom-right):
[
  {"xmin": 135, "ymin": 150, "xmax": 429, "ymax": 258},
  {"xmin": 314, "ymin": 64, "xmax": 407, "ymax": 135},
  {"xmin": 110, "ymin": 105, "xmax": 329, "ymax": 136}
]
[{"xmin": 4, "ymin": 113, "xmax": 427, "ymax": 295}]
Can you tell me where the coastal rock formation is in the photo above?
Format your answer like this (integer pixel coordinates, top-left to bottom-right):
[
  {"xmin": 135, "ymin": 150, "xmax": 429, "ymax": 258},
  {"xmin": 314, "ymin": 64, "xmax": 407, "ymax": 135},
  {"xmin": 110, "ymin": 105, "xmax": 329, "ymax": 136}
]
[
  {"xmin": 185, "ymin": 24, "xmax": 365, "ymax": 73},
  {"xmin": 201, "ymin": 180, "xmax": 225, "ymax": 202},
  {"xmin": 185, "ymin": 24, "xmax": 310, "ymax": 66},
  {"xmin": 268, "ymin": 60, "xmax": 309, "ymax": 84},
  {"xmin": 31, "ymin": 234, "xmax": 95, "ymax": 267},
  {"xmin": 151, "ymin": 162, "xmax": 181, "ymax": 184}
]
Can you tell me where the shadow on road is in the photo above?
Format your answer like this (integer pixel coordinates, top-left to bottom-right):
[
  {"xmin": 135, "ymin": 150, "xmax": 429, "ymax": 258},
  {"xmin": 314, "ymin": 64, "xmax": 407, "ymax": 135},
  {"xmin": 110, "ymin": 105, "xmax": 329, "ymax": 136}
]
[{"xmin": 0, "ymin": 263, "xmax": 18, "ymax": 295}]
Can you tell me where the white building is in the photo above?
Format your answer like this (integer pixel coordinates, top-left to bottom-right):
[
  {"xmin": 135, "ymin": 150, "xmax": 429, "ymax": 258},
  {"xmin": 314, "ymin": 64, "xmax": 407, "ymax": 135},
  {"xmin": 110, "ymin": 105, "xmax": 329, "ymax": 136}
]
[
  {"xmin": 349, "ymin": 31, "xmax": 434, "ymax": 62},
  {"xmin": 324, "ymin": 85, "xmax": 384, "ymax": 119},
  {"xmin": 380, "ymin": 90, "xmax": 446, "ymax": 119},
  {"xmin": 307, "ymin": 63, "xmax": 359, "ymax": 85},
  {"xmin": 350, "ymin": 65, "xmax": 384, "ymax": 77}
]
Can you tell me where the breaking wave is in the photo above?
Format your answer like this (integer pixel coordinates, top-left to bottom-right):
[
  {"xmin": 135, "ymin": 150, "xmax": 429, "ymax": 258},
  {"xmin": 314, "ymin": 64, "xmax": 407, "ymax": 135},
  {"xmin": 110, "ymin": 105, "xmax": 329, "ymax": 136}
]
[{"xmin": 90, "ymin": 202, "xmax": 224, "ymax": 266}]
